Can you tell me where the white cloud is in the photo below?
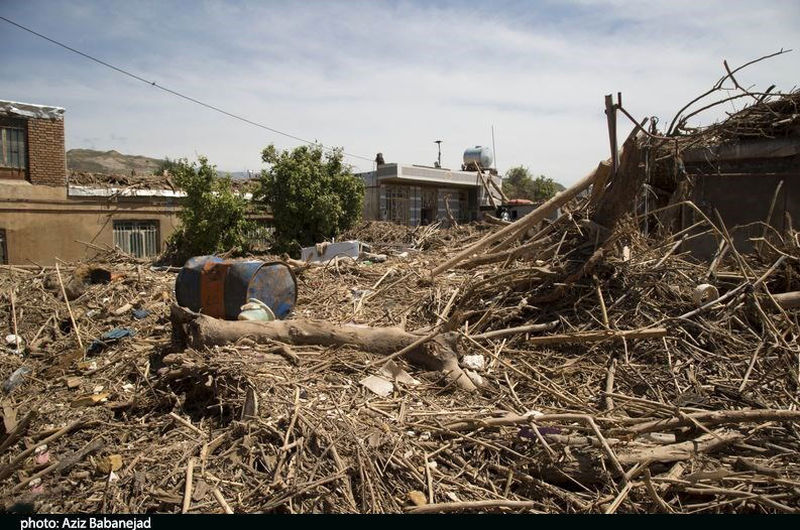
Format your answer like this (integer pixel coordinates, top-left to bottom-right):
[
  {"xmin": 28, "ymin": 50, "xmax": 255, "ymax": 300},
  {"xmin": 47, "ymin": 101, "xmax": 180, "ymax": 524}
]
[{"xmin": 0, "ymin": 0, "xmax": 797, "ymax": 183}]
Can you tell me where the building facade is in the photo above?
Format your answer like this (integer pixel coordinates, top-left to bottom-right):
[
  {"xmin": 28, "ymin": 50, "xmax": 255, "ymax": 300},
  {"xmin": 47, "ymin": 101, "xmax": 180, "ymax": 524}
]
[
  {"xmin": 0, "ymin": 100, "xmax": 181, "ymax": 265},
  {"xmin": 357, "ymin": 163, "xmax": 503, "ymax": 226}
]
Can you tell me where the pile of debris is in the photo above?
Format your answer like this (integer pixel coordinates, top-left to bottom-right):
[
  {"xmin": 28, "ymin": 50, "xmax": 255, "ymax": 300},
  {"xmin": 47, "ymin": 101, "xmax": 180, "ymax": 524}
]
[{"xmin": 1, "ymin": 60, "xmax": 799, "ymax": 514}]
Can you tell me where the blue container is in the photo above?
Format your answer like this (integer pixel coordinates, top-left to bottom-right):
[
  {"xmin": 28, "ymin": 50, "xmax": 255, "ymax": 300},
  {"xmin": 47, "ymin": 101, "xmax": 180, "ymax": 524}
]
[{"xmin": 175, "ymin": 256, "xmax": 297, "ymax": 320}]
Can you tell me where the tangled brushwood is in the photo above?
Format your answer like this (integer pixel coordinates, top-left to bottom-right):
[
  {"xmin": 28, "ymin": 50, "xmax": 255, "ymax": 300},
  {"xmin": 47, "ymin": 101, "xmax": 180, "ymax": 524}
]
[{"xmin": 0, "ymin": 56, "xmax": 799, "ymax": 514}]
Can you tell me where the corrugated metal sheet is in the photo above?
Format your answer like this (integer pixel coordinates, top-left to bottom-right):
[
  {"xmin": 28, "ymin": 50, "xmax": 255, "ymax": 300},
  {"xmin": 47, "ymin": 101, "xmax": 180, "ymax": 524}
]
[{"xmin": 0, "ymin": 100, "xmax": 65, "ymax": 120}]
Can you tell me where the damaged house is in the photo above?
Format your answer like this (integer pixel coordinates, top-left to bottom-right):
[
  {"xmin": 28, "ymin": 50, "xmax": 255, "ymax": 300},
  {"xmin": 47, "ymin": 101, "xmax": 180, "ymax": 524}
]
[
  {"xmin": 596, "ymin": 90, "xmax": 800, "ymax": 260},
  {"xmin": 680, "ymin": 94, "xmax": 800, "ymax": 257},
  {"xmin": 0, "ymin": 100, "xmax": 183, "ymax": 265}
]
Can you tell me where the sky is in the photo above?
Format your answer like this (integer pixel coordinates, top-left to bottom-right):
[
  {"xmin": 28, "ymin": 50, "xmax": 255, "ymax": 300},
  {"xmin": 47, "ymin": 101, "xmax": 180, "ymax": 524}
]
[{"xmin": 1, "ymin": 0, "xmax": 798, "ymax": 184}]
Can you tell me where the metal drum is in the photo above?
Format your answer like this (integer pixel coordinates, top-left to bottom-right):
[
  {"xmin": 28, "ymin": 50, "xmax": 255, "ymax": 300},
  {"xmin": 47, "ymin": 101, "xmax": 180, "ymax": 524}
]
[{"xmin": 175, "ymin": 256, "xmax": 297, "ymax": 320}]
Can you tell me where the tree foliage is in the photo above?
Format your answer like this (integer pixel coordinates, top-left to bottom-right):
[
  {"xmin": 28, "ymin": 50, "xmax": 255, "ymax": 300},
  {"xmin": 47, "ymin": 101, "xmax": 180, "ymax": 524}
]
[
  {"xmin": 502, "ymin": 166, "xmax": 563, "ymax": 202},
  {"xmin": 165, "ymin": 156, "xmax": 253, "ymax": 264},
  {"xmin": 256, "ymin": 144, "xmax": 364, "ymax": 255}
]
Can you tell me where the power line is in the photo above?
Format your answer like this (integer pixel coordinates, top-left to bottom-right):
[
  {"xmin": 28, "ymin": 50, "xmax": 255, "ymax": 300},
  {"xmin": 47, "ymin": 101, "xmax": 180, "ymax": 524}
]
[{"xmin": 0, "ymin": 15, "xmax": 374, "ymax": 163}]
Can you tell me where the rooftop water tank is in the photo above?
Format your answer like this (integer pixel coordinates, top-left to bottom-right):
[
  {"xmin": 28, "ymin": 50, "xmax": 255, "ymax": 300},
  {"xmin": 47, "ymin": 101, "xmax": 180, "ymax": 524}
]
[{"xmin": 463, "ymin": 146, "xmax": 493, "ymax": 170}]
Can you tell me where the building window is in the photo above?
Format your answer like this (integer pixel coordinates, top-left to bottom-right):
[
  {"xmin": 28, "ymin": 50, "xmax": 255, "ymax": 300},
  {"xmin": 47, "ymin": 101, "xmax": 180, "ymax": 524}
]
[
  {"xmin": 0, "ymin": 118, "xmax": 27, "ymax": 179},
  {"xmin": 0, "ymin": 229, "xmax": 7, "ymax": 264},
  {"xmin": 384, "ymin": 185, "xmax": 409, "ymax": 224},
  {"xmin": 247, "ymin": 221, "xmax": 274, "ymax": 250},
  {"xmin": 113, "ymin": 220, "xmax": 160, "ymax": 258}
]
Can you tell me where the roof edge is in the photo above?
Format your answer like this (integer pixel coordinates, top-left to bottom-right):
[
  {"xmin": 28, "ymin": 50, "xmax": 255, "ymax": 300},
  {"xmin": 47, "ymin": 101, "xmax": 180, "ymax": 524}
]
[{"xmin": 0, "ymin": 100, "xmax": 65, "ymax": 120}]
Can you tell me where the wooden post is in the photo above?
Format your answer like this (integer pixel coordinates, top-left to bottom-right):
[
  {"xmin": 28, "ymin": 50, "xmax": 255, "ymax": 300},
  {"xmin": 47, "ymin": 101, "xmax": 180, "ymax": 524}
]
[{"xmin": 605, "ymin": 94, "xmax": 619, "ymax": 176}]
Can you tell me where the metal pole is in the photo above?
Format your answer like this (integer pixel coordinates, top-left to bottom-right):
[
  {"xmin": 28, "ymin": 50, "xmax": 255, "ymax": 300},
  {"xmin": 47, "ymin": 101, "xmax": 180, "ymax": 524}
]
[{"xmin": 491, "ymin": 125, "xmax": 497, "ymax": 171}]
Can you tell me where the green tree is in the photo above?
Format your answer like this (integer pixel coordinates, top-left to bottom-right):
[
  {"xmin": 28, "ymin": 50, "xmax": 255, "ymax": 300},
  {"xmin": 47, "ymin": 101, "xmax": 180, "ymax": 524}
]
[
  {"xmin": 256, "ymin": 144, "xmax": 364, "ymax": 255},
  {"xmin": 502, "ymin": 166, "xmax": 562, "ymax": 202},
  {"xmin": 165, "ymin": 156, "xmax": 253, "ymax": 264}
]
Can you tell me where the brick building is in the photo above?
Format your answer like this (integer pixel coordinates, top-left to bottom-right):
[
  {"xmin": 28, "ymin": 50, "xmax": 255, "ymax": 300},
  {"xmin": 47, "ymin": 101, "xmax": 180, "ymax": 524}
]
[
  {"xmin": 0, "ymin": 100, "xmax": 182, "ymax": 265},
  {"xmin": 0, "ymin": 101, "xmax": 66, "ymax": 185}
]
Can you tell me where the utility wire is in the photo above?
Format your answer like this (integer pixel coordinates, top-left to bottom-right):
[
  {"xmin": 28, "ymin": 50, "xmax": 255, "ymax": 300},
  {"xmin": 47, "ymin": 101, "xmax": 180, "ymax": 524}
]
[{"xmin": 0, "ymin": 15, "xmax": 374, "ymax": 163}]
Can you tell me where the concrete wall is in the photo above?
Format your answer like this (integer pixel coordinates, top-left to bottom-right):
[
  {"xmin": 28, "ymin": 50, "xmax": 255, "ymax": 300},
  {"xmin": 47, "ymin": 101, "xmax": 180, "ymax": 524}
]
[
  {"xmin": 0, "ymin": 181, "xmax": 180, "ymax": 265},
  {"xmin": 682, "ymin": 151, "xmax": 800, "ymax": 258},
  {"xmin": 360, "ymin": 171, "xmax": 380, "ymax": 220}
]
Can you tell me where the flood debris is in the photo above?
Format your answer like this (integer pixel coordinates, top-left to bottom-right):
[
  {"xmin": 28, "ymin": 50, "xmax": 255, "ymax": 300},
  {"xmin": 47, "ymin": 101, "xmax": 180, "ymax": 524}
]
[
  {"xmin": 301, "ymin": 240, "xmax": 362, "ymax": 263},
  {"xmin": 1, "ymin": 62, "xmax": 800, "ymax": 514}
]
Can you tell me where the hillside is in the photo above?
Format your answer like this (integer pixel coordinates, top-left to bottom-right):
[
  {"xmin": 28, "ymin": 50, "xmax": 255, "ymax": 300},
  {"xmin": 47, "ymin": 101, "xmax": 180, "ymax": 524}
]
[
  {"xmin": 66, "ymin": 148, "xmax": 251, "ymax": 178},
  {"xmin": 66, "ymin": 148, "xmax": 166, "ymax": 175}
]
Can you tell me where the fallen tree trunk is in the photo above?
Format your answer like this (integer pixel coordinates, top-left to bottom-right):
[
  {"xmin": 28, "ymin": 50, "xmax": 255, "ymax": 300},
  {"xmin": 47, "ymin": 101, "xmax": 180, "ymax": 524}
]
[{"xmin": 170, "ymin": 305, "xmax": 476, "ymax": 391}]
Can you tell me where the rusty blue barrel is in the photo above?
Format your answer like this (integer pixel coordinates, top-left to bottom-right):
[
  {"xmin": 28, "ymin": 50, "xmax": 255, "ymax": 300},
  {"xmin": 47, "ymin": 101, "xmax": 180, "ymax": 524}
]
[{"xmin": 175, "ymin": 256, "xmax": 297, "ymax": 320}]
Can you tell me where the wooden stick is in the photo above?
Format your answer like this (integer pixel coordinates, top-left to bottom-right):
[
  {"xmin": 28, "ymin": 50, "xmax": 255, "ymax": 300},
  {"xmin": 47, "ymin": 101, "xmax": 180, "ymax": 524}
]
[
  {"xmin": 0, "ymin": 419, "xmax": 91, "ymax": 481},
  {"xmin": 596, "ymin": 284, "xmax": 609, "ymax": 329},
  {"xmin": 169, "ymin": 412, "xmax": 206, "ymax": 438},
  {"xmin": 643, "ymin": 469, "xmax": 674, "ymax": 513},
  {"xmin": 604, "ymin": 358, "xmax": 616, "ymax": 411},
  {"xmin": 430, "ymin": 161, "xmax": 611, "ymax": 276},
  {"xmin": 476, "ymin": 168, "xmax": 498, "ymax": 209},
  {"xmin": 446, "ymin": 413, "xmax": 626, "ymax": 482},
  {"xmin": 605, "ymin": 94, "xmax": 620, "ymax": 175},
  {"xmin": 0, "ymin": 410, "xmax": 37, "ymax": 454},
  {"xmin": 456, "ymin": 238, "xmax": 550, "ymax": 270},
  {"xmin": 171, "ymin": 305, "xmax": 475, "ymax": 391},
  {"xmin": 12, "ymin": 437, "xmax": 103, "ymax": 493},
  {"xmin": 486, "ymin": 463, "xmax": 589, "ymax": 511},
  {"xmin": 55, "ymin": 263, "xmax": 84, "ymax": 353},
  {"xmin": 8, "ymin": 288, "xmax": 19, "ymax": 353},
  {"xmin": 604, "ymin": 482, "xmax": 632, "ymax": 514},
  {"xmin": 182, "ymin": 457, "xmax": 195, "ymax": 513},
  {"xmin": 614, "ymin": 409, "xmax": 800, "ymax": 436},
  {"xmin": 525, "ymin": 327, "xmax": 666, "ymax": 346},
  {"xmin": 211, "ymin": 487, "xmax": 234, "ymax": 514},
  {"xmin": 471, "ymin": 320, "xmax": 559, "ymax": 340},
  {"xmin": 738, "ymin": 343, "xmax": 764, "ymax": 392},
  {"xmin": 756, "ymin": 179, "xmax": 783, "ymax": 256},
  {"xmin": 407, "ymin": 499, "xmax": 541, "ymax": 514},
  {"xmin": 424, "ymin": 455, "xmax": 434, "ymax": 505},
  {"xmin": 436, "ymin": 287, "xmax": 460, "ymax": 326}
]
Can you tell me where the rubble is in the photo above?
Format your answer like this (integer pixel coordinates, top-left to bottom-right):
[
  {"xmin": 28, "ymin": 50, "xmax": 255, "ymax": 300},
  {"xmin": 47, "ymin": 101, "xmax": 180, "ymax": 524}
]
[{"xmin": 0, "ymin": 68, "xmax": 799, "ymax": 514}]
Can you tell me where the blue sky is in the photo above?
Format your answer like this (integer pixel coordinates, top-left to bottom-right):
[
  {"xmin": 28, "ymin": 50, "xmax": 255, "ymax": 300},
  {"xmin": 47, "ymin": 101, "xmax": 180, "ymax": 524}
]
[{"xmin": 1, "ymin": 0, "xmax": 798, "ymax": 183}]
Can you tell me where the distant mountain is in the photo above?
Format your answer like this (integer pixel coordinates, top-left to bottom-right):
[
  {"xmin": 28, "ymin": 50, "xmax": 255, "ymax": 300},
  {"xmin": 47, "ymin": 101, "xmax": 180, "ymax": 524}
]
[
  {"xmin": 67, "ymin": 148, "xmax": 253, "ymax": 178},
  {"xmin": 67, "ymin": 149, "xmax": 166, "ymax": 175}
]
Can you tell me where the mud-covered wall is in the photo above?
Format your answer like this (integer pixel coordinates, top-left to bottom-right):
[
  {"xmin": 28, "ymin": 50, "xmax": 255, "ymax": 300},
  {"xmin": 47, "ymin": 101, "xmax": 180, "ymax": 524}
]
[{"xmin": 0, "ymin": 182, "xmax": 180, "ymax": 264}]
